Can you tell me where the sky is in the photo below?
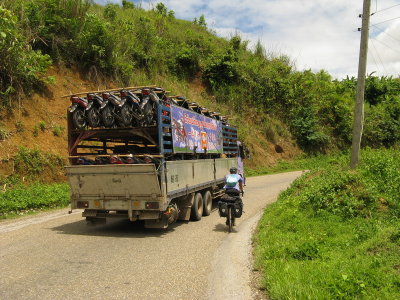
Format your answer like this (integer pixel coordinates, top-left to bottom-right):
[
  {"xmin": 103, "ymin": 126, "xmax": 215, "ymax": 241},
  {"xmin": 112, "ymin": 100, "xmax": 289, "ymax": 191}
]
[{"xmin": 95, "ymin": 0, "xmax": 400, "ymax": 79}]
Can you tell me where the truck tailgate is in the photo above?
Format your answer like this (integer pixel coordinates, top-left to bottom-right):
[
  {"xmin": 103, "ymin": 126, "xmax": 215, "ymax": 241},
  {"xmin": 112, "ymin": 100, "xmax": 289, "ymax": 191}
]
[{"xmin": 65, "ymin": 164, "xmax": 161, "ymax": 199}]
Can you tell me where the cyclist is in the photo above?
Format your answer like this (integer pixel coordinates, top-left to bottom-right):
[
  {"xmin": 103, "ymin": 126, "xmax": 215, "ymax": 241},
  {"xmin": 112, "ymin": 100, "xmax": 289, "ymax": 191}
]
[{"xmin": 223, "ymin": 167, "xmax": 244, "ymax": 226}]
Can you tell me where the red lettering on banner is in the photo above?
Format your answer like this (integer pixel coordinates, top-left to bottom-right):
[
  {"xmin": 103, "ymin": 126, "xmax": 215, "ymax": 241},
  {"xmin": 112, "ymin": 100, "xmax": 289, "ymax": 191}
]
[{"xmin": 183, "ymin": 114, "xmax": 217, "ymax": 130}]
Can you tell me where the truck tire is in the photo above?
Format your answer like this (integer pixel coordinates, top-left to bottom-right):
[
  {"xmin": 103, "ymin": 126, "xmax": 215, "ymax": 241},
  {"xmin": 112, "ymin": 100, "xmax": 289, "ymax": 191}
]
[
  {"xmin": 191, "ymin": 192, "xmax": 203, "ymax": 221},
  {"xmin": 202, "ymin": 190, "xmax": 212, "ymax": 216}
]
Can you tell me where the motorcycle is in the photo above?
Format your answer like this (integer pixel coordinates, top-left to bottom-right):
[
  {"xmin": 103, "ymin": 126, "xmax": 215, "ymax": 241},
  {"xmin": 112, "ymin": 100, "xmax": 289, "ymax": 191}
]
[
  {"xmin": 69, "ymin": 96, "xmax": 90, "ymax": 129},
  {"xmin": 86, "ymin": 93, "xmax": 108, "ymax": 128},
  {"xmin": 141, "ymin": 88, "xmax": 160, "ymax": 126},
  {"xmin": 218, "ymin": 191, "xmax": 243, "ymax": 232},
  {"xmin": 101, "ymin": 92, "xmax": 133, "ymax": 128},
  {"xmin": 121, "ymin": 90, "xmax": 144, "ymax": 126},
  {"xmin": 123, "ymin": 88, "xmax": 160, "ymax": 127}
]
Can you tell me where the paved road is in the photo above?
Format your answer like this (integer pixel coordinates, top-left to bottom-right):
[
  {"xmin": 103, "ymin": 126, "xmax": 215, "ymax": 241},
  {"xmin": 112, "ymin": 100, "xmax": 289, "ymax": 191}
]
[{"xmin": 0, "ymin": 171, "xmax": 303, "ymax": 300}]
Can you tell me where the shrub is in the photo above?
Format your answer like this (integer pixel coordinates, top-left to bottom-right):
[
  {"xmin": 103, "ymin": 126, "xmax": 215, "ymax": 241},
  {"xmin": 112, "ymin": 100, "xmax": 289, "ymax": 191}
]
[
  {"xmin": 14, "ymin": 146, "xmax": 65, "ymax": 181},
  {"xmin": 203, "ymin": 49, "xmax": 239, "ymax": 89},
  {"xmin": 0, "ymin": 183, "xmax": 69, "ymax": 216},
  {"xmin": 15, "ymin": 121, "xmax": 25, "ymax": 133},
  {"xmin": 103, "ymin": 3, "xmax": 118, "ymax": 21},
  {"xmin": 52, "ymin": 125, "xmax": 64, "ymax": 136},
  {"xmin": 38, "ymin": 120, "xmax": 46, "ymax": 131},
  {"xmin": 75, "ymin": 13, "xmax": 115, "ymax": 70},
  {"xmin": 122, "ymin": 0, "xmax": 134, "ymax": 9},
  {"xmin": 0, "ymin": 6, "xmax": 51, "ymax": 107},
  {"xmin": 32, "ymin": 125, "xmax": 39, "ymax": 137},
  {"xmin": 0, "ymin": 128, "xmax": 11, "ymax": 140}
]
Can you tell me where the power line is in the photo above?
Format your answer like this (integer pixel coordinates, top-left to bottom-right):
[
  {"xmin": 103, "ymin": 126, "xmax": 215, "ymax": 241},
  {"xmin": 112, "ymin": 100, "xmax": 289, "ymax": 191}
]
[
  {"xmin": 371, "ymin": 24, "xmax": 400, "ymax": 43},
  {"xmin": 368, "ymin": 45, "xmax": 381, "ymax": 74},
  {"xmin": 371, "ymin": 16, "xmax": 400, "ymax": 26},
  {"xmin": 370, "ymin": 39, "xmax": 388, "ymax": 74},
  {"xmin": 370, "ymin": 0, "xmax": 378, "ymax": 15},
  {"xmin": 371, "ymin": 3, "xmax": 400, "ymax": 15},
  {"xmin": 372, "ymin": 36, "xmax": 400, "ymax": 54}
]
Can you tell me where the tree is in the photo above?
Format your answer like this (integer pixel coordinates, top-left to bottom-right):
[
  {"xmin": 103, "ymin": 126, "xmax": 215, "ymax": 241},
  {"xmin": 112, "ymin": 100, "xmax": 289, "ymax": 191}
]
[
  {"xmin": 122, "ymin": 0, "xmax": 134, "ymax": 9},
  {"xmin": 198, "ymin": 15, "xmax": 206, "ymax": 27},
  {"xmin": 254, "ymin": 40, "xmax": 265, "ymax": 58},
  {"xmin": 156, "ymin": 2, "xmax": 167, "ymax": 16},
  {"xmin": 168, "ymin": 10, "xmax": 175, "ymax": 18}
]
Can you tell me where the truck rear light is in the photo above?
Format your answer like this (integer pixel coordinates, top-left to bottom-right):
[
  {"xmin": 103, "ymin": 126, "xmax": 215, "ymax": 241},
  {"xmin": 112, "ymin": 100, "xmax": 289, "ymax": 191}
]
[
  {"xmin": 77, "ymin": 201, "xmax": 89, "ymax": 208},
  {"xmin": 145, "ymin": 202, "xmax": 159, "ymax": 209}
]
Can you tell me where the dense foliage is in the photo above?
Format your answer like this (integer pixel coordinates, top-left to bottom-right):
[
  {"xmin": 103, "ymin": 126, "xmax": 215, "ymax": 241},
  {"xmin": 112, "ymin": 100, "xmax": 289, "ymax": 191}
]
[
  {"xmin": 0, "ymin": 0, "xmax": 399, "ymax": 153},
  {"xmin": 254, "ymin": 148, "xmax": 400, "ymax": 299},
  {"xmin": 0, "ymin": 5, "xmax": 51, "ymax": 107},
  {"xmin": 0, "ymin": 183, "xmax": 69, "ymax": 217}
]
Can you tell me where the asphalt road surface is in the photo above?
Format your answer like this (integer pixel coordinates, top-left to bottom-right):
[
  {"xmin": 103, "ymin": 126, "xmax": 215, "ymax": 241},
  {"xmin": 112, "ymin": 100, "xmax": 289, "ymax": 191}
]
[{"xmin": 0, "ymin": 171, "xmax": 303, "ymax": 300}]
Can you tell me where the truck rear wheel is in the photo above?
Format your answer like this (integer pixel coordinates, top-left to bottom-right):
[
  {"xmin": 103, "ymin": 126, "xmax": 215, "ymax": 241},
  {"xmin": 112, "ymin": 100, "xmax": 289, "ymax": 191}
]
[
  {"xmin": 191, "ymin": 193, "xmax": 203, "ymax": 221},
  {"xmin": 202, "ymin": 190, "xmax": 212, "ymax": 216}
]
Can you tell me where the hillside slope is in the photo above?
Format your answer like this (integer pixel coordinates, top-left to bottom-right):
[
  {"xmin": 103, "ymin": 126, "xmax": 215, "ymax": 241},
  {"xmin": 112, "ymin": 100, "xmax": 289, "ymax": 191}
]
[{"xmin": 0, "ymin": 65, "xmax": 300, "ymax": 180}]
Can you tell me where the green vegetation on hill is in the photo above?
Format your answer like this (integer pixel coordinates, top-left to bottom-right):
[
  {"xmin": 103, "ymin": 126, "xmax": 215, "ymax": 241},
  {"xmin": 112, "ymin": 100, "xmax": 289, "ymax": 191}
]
[
  {"xmin": 1, "ymin": 0, "xmax": 399, "ymax": 155},
  {"xmin": 254, "ymin": 148, "xmax": 400, "ymax": 299}
]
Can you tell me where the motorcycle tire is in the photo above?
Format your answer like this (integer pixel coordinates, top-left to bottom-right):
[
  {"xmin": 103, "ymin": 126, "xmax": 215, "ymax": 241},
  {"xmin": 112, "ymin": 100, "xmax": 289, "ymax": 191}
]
[
  {"xmin": 101, "ymin": 105, "xmax": 115, "ymax": 128},
  {"xmin": 143, "ymin": 102, "xmax": 155, "ymax": 126},
  {"xmin": 87, "ymin": 107, "xmax": 101, "ymax": 128},
  {"xmin": 72, "ymin": 108, "xmax": 86, "ymax": 129},
  {"xmin": 118, "ymin": 104, "xmax": 133, "ymax": 127}
]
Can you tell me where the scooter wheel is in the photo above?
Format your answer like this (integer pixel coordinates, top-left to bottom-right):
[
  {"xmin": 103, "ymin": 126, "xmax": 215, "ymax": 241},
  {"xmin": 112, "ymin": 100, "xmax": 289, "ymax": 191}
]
[
  {"xmin": 87, "ymin": 107, "xmax": 101, "ymax": 128},
  {"xmin": 101, "ymin": 105, "xmax": 115, "ymax": 128},
  {"xmin": 72, "ymin": 108, "xmax": 86, "ymax": 129}
]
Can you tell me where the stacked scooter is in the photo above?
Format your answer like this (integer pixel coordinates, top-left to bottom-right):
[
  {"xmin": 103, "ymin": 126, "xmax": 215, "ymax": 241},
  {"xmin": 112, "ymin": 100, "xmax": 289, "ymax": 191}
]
[
  {"xmin": 67, "ymin": 87, "xmax": 166, "ymax": 129},
  {"xmin": 67, "ymin": 86, "xmax": 230, "ymax": 130}
]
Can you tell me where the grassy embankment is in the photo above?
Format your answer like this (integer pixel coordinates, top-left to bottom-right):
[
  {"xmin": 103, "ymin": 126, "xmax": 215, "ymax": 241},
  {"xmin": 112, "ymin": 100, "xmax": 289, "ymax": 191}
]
[
  {"xmin": 0, "ymin": 147, "xmax": 68, "ymax": 219},
  {"xmin": 254, "ymin": 148, "xmax": 400, "ymax": 299}
]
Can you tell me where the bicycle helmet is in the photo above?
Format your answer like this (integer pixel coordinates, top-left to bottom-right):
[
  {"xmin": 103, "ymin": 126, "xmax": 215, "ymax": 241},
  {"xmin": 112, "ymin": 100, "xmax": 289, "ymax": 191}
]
[{"xmin": 229, "ymin": 167, "xmax": 237, "ymax": 174}]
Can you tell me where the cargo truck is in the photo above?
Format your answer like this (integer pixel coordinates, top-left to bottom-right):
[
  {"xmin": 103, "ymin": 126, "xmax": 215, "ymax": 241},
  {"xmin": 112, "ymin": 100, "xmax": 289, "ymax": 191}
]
[{"xmin": 65, "ymin": 88, "xmax": 240, "ymax": 228}]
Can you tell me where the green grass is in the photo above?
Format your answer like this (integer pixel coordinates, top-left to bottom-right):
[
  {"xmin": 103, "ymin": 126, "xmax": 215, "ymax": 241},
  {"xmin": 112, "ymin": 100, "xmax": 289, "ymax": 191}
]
[
  {"xmin": 254, "ymin": 148, "xmax": 400, "ymax": 299},
  {"xmin": 0, "ymin": 183, "xmax": 69, "ymax": 219}
]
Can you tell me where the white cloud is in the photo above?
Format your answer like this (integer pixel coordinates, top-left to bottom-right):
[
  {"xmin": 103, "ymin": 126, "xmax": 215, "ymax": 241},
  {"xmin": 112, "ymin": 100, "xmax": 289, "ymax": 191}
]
[{"xmin": 97, "ymin": 0, "xmax": 400, "ymax": 78}]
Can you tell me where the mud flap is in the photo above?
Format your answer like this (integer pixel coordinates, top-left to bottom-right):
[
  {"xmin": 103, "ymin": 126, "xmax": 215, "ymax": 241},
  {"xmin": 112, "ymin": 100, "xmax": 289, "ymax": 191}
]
[
  {"xmin": 177, "ymin": 193, "xmax": 194, "ymax": 221},
  {"xmin": 144, "ymin": 217, "xmax": 168, "ymax": 229},
  {"xmin": 86, "ymin": 217, "xmax": 106, "ymax": 226}
]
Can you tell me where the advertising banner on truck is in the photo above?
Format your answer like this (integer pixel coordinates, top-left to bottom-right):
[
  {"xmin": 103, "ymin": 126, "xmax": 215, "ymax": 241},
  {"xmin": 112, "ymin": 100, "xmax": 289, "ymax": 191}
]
[{"xmin": 171, "ymin": 105, "xmax": 223, "ymax": 153}]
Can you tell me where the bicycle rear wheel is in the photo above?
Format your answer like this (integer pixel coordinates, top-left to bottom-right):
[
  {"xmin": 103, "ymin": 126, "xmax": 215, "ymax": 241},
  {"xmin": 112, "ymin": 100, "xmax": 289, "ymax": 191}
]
[{"xmin": 227, "ymin": 206, "xmax": 232, "ymax": 232}]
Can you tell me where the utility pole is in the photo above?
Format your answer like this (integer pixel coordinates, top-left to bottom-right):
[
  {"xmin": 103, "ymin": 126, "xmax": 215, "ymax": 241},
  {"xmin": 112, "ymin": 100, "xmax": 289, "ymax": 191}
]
[{"xmin": 350, "ymin": 0, "xmax": 371, "ymax": 169}]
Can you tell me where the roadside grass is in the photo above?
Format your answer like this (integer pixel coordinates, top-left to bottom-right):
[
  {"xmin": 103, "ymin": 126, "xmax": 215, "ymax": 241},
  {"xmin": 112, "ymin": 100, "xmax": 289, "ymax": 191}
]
[
  {"xmin": 0, "ymin": 183, "xmax": 69, "ymax": 219},
  {"xmin": 0, "ymin": 147, "xmax": 69, "ymax": 219},
  {"xmin": 254, "ymin": 148, "xmax": 400, "ymax": 299}
]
